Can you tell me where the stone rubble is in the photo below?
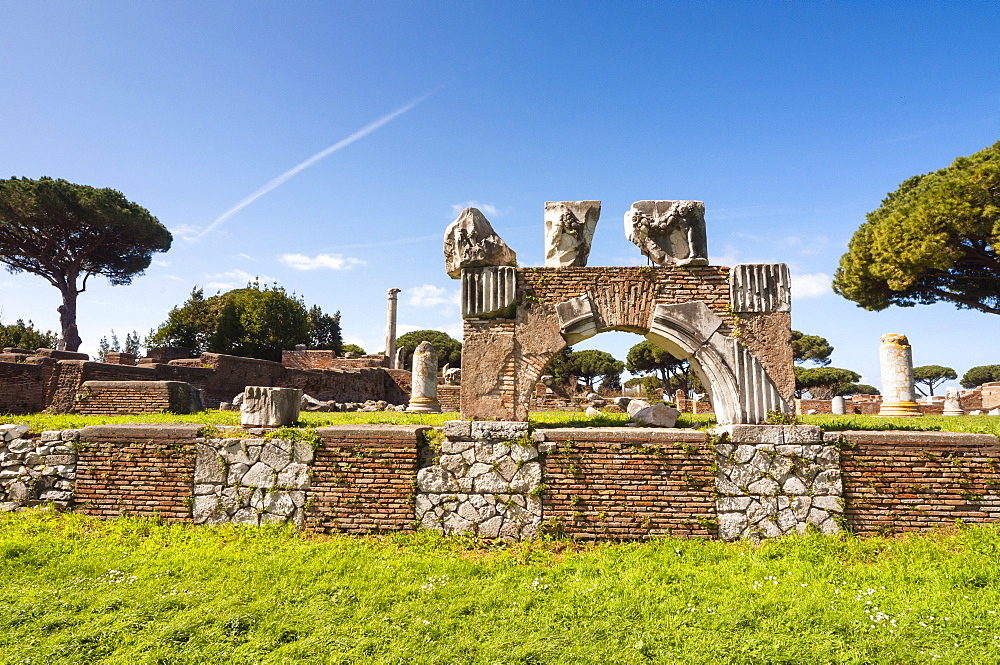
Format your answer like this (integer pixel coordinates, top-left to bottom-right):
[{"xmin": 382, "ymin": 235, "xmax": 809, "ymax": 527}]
[
  {"xmin": 0, "ymin": 426, "xmax": 78, "ymax": 511},
  {"xmin": 192, "ymin": 436, "xmax": 312, "ymax": 527},
  {"xmin": 712, "ymin": 425, "xmax": 843, "ymax": 541},
  {"xmin": 416, "ymin": 421, "xmax": 541, "ymax": 539}
]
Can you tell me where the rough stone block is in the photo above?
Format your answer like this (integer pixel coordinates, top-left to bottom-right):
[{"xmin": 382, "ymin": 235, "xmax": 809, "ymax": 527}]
[
  {"xmin": 241, "ymin": 386, "xmax": 302, "ymax": 427},
  {"xmin": 470, "ymin": 421, "xmax": 529, "ymax": 441},
  {"xmin": 443, "ymin": 420, "xmax": 472, "ymax": 440}
]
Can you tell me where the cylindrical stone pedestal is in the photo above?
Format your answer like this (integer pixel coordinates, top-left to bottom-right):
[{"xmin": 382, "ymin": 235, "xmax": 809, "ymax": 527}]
[
  {"xmin": 406, "ymin": 341, "xmax": 442, "ymax": 413},
  {"xmin": 877, "ymin": 334, "xmax": 922, "ymax": 417},
  {"xmin": 831, "ymin": 396, "xmax": 846, "ymax": 415},
  {"xmin": 942, "ymin": 387, "xmax": 964, "ymax": 416}
]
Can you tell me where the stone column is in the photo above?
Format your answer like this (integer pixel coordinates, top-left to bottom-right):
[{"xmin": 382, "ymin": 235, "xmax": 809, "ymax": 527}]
[
  {"xmin": 384, "ymin": 288, "xmax": 401, "ymax": 368},
  {"xmin": 406, "ymin": 341, "xmax": 442, "ymax": 413},
  {"xmin": 877, "ymin": 334, "xmax": 922, "ymax": 417}
]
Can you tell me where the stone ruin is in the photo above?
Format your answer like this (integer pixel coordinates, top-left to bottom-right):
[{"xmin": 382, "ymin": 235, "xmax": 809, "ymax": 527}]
[{"xmin": 444, "ymin": 201, "xmax": 795, "ymax": 424}]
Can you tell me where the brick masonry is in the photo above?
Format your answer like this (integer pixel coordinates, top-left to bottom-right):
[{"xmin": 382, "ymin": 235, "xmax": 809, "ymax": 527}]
[
  {"xmin": 461, "ymin": 266, "xmax": 793, "ymax": 422},
  {"xmin": 73, "ymin": 381, "xmax": 196, "ymax": 415},
  {"xmin": 72, "ymin": 424, "xmax": 202, "ymax": 521},
  {"xmin": 536, "ymin": 427, "xmax": 716, "ymax": 539},
  {"xmin": 0, "ymin": 361, "xmax": 50, "ymax": 414},
  {"xmin": 836, "ymin": 430, "xmax": 1000, "ymax": 535},
  {"xmin": 304, "ymin": 425, "xmax": 428, "ymax": 534},
  {"xmin": 0, "ymin": 351, "xmax": 410, "ymax": 414}
]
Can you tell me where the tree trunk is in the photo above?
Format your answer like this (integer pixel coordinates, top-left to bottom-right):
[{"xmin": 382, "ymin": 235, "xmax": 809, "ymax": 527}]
[{"xmin": 57, "ymin": 288, "xmax": 82, "ymax": 352}]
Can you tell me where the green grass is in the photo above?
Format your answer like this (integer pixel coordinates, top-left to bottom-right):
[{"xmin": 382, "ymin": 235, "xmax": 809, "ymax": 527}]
[
  {"xmin": 798, "ymin": 414, "xmax": 1000, "ymax": 437},
  {"xmin": 2, "ymin": 509, "xmax": 999, "ymax": 664},
  {"xmin": 0, "ymin": 410, "xmax": 461, "ymax": 434},
  {"xmin": 4, "ymin": 409, "xmax": 1000, "ymax": 436},
  {"xmin": 0, "ymin": 410, "xmax": 715, "ymax": 434}
]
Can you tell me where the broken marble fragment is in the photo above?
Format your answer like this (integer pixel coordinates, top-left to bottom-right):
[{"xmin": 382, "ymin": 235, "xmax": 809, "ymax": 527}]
[
  {"xmin": 624, "ymin": 200, "xmax": 708, "ymax": 266},
  {"xmin": 543, "ymin": 201, "xmax": 600, "ymax": 267},
  {"xmin": 444, "ymin": 207, "xmax": 517, "ymax": 279}
]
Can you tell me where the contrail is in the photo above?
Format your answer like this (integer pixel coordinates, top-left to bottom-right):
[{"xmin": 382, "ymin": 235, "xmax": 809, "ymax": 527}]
[{"xmin": 194, "ymin": 90, "xmax": 436, "ymax": 240}]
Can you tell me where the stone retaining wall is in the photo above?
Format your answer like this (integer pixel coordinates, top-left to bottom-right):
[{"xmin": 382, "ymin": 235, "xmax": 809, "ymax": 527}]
[{"xmin": 2, "ymin": 423, "xmax": 998, "ymax": 542}]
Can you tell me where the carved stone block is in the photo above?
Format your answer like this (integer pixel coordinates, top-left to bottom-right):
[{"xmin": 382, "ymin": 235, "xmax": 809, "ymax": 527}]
[
  {"xmin": 555, "ymin": 295, "xmax": 598, "ymax": 344},
  {"xmin": 444, "ymin": 207, "xmax": 517, "ymax": 279},
  {"xmin": 624, "ymin": 200, "xmax": 708, "ymax": 266},
  {"xmin": 730, "ymin": 264, "xmax": 791, "ymax": 313},
  {"xmin": 544, "ymin": 201, "xmax": 600, "ymax": 267},
  {"xmin": 461, "ymin": 266, "xmax": 517, "ymax": 318},
  {"xmin": 241, "ymin": 387, "xmax": 303, "ymax": 427}
]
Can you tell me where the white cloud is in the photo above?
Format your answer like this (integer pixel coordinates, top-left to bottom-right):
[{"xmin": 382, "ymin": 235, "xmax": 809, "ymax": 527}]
[
  {"xmin": 152, "ymin": 259, "xmax": 171, "ymax": 267},
  {"xmin": 279, "ymin": 253, "xmax": 366, "ymax": 271},
  {"xmin": 236, "ymin": 253, "xmax": 254, "ymax": 261},
  {"xmin": 451, "ymin": 201, "xmax": 499, "ymax": 218},
  {"xmin": 163, "ymin": 274, "xmax": 184, "ymax": 281},
  {"xmin": 791, "ymin": 273, "xmax": 832, "ymax": 299},
  {"xmin": 169, "ymin": 224, "xmax": 202, "ymax": 242},
  {"xmin": 405, "ymin": 284, "xmax": 460, "ymax": 309}
]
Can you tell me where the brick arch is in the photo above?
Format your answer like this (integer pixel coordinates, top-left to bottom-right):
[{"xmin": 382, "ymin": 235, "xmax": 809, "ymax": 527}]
[{"xmin": 460, "ymin": 265, "xmax": 793, "ymax": 423}]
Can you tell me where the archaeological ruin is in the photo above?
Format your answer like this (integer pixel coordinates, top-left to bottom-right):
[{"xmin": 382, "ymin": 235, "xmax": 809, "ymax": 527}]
[{"xmin": 445, "ymin": 201, "xmax": 794, "ymax": 424}]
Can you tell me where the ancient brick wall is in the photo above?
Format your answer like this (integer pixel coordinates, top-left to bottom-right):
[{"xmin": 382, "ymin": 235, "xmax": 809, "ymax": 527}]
[
  {"xmin": 0, "ymin": 352, "xmax": 410, "ymax": 414},
  {"xmin": 281, "ymin": 350, "xmax": 388, "ymax": 370},
  {"xmin": 0, "ymin": 361, "xmax": 50, "ymax": 414},
  {"xmin": 836, "ymin": 430, "xmax": 1000, "ymax": 535},
  {"xmin": 72, "ymin": 424, "xmax": 201, "ymax": 521},
  {"xmin": 536, "ymin": 427, "xmax": 716, "ymax": 539},
  {"xmin": 518, "ymin": 266, "xmax": 732, "ymax": 332},
  {"xmin": 461, "ymin": 265, "xmax": 793, "ymax": 422},
  {"xmin": 796, "ymin": 399, "xmax": 835, "ymax": 415},
  {"xmin": 304, "ymin": 425, "xmax": 426, "ymax": 534},
  {"xmin": 73, "ymin": 381, "xmax": 194, "ymax": 415},
  {"xmin": 8, "ymin": 421, "xmax": 1000, "ymax": 542}
]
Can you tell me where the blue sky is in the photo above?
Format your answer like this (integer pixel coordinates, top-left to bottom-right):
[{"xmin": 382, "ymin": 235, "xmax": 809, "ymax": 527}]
[{"xmin": 1, "ymin": 1, "xmax": 998, "ymax": 391}]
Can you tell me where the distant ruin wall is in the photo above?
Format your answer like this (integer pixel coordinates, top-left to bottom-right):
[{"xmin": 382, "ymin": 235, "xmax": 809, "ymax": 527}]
[
  {"xmin": 74, "ymin": 381, "xmax": 198, "ymax": 416},
  {"xmin": 0, "ymin": 352, "xmax": 409, "ymax": 414},
  {"xmin": 281, "ymin": 350, "xmax": 389, "ymax": 370},
  {"xmin": 0, "ymin": 361, "xmax": 50, "ymax": 414}
]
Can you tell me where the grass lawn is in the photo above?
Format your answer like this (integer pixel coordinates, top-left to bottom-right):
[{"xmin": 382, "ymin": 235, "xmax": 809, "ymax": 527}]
[
  {"xmin": 4, "ymin": 409, "xmax": 1000, "ymax": 437},
  {"xmin": 1, "ymin": 510, "xmax": 999, "ymax": 664}
]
